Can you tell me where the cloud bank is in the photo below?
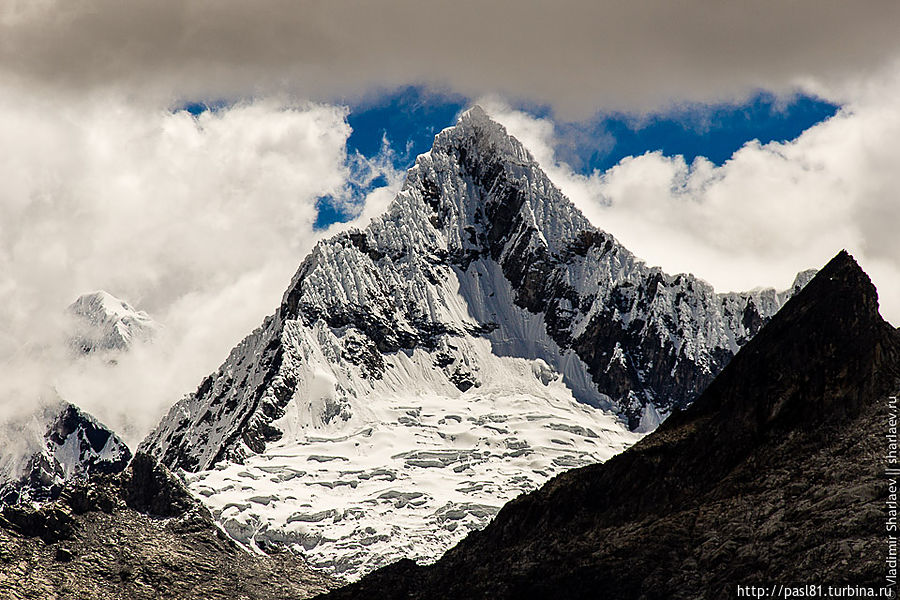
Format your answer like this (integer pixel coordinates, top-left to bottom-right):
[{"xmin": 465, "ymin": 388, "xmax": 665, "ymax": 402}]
[
  {"xmin": 3, "ymin": 1, "xmax": 900, "ymax": 115},
  {"xmin": 0, "ymin": 89, "xmax": 401, "ymax": 448}
]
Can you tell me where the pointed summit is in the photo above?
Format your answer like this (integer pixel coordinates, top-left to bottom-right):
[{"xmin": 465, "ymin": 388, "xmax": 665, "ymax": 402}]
[
  {"xmin": 452, "ymin": 104, "xmax": 493, "ymax": 130},
  {"xmin": 684, "ymin": 249, "xmax": 897, "ymax": 432},
  {"xmin": 430, "ymin": 104, "xmax": 535, "ymax": 167},
  {"xmin": 402, "ymin": 104, "xmax": 597, "ymax": 267},
  {"xmin": 796, "ymin": 249, "xmax": 879, "ymax": 318},
  {"xmin": 459, "ymin": 103, "xmax": 490, "ymax": 121},
  {"xmin": 442, "ymin": 105, "xmax": 509, "ymax": 141}
]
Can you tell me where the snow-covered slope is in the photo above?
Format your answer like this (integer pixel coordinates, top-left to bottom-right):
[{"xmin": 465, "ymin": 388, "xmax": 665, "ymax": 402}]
[
  {"xmin": 67, "ymin": 290, "xmax": 158, "ymax": 355},
  {"xmin": 188, "ymin": 349, "xmax": 639, "ymax": 579},
  {"xmin": 1, "ymin": 402, "xmax": 132, "ymax": 505},
  {"xmin": 141, "ymin": 106, "xmax": 810, "ymax": 579}
]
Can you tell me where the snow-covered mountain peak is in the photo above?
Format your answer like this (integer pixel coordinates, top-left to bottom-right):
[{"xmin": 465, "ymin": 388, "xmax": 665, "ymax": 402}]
[
  {"xmin": 142, "ymin": 106, "xmax": 813, "ymax": 579},
  {"xmin": 73, "ymin": 290, "xmax": 135, "ymax": 318},
  {"xmin": 402, "ymin": 104, "xmax": 593, "ymax": 258},
  {"xmin": 456, "ymin": 103, "xmax": 491, "ymax": 125},
  {"xmin": 145, "ymin": 104, "xmax": 816, "ymax": 464},
  {"xmin": 67, "ymin": 290, "xmax": 158, "ymax": 354}
]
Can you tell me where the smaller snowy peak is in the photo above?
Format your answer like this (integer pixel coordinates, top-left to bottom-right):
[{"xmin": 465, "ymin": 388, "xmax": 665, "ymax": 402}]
[
  {"xmin": 67, "ymin": 290, "xmax": 158, "ymax": 354},
  {"xmin": 1, "ymin": 402, "xmax": 132, "ymax": 505}
]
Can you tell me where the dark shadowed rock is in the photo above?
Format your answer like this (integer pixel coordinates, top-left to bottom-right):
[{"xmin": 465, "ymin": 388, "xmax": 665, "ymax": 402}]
[{"xmin": 124, "ymin": 452, "xmax": 193, "ymax": 517}]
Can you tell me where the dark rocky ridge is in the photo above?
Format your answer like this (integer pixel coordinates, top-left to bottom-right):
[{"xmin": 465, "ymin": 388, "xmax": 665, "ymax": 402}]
[
  {"xmin": 0, "ymin": 452, "xmax": 335, "ymax": 599},
  {"xmin": 320, "ymin": 250, "xmax": 900, "ymax": 599}
]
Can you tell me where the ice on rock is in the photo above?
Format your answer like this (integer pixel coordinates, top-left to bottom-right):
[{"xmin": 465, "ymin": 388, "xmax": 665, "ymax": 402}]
[
  {"xmin": 186, "ymin": 360, "xmax": 640, "ymax": 580},
  {"xmin": 635, "ymin": 403, "xmax": 664, "ymax": 434}
]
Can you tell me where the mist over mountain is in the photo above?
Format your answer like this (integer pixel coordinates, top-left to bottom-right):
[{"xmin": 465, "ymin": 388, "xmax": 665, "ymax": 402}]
[{"xmin": 0, "ymin": 291, "xmax": 156, "ymax": 505}]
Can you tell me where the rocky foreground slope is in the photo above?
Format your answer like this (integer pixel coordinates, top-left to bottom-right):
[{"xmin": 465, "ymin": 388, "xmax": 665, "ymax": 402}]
[
  {"xmin": 321, "ymin": 251, "xmax": 900, "ymax": 599},
  {"xmin": 0, "ymin": 453, "xmax": 335, "ymax": 600}
]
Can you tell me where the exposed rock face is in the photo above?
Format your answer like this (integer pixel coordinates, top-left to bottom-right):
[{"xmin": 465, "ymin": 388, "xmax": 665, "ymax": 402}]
[
  {"xmin": 67, "ymin": 290, "xmax": 158, "ymax": 355},
  {"xmin": 124, "ymin": 452, "xmax": 194, "ymax": 518},
  {"xmin": 320, "ymin": 251, "xmax": 900, "ymax": 599},
  {"xmin": 0, "ymin": 453, "xmax": 336, "ymax": 600},
  {"xmin": 1, "ymin": 403, "xmax": 131, "ymax": 505}
]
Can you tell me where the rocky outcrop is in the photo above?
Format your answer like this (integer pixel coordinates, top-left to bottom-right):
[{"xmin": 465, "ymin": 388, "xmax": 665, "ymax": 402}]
[
  {"xmin": 320, "ymin": 250, "xmax": 900, "ymax": 599},
  {"xmin": 1, "ymin": 403, "xmax": 132, "ymax": 505},
  {"xmin": 123, "ymin": 452, "xmax": 194, "ymax": 518},
  {"xmin": 0, "ymin": 452, "xmax": 336, "ymax": 600}
]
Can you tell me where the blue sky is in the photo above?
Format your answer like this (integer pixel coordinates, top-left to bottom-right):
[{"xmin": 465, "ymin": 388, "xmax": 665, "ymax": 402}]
[
  {"xmin": 179, "ymin": 88, "xmax": 839, "ymax": 229},
  {"xmin": 313, "ymin": 87, "xmax": 838, "ymax": 228}
]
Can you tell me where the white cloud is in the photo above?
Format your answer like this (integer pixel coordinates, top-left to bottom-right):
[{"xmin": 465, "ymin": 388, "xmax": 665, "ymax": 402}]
[
  {"xmin": 483, "ymin": 67, "xmax": 900, "ymax": 325},
  {"xmin": 333, "ymin": 133, "xmax": 408, "ymax": 227},
  {"xmin": 0, "ymin": 88, "xmax": 403, "ymax": 448}
]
